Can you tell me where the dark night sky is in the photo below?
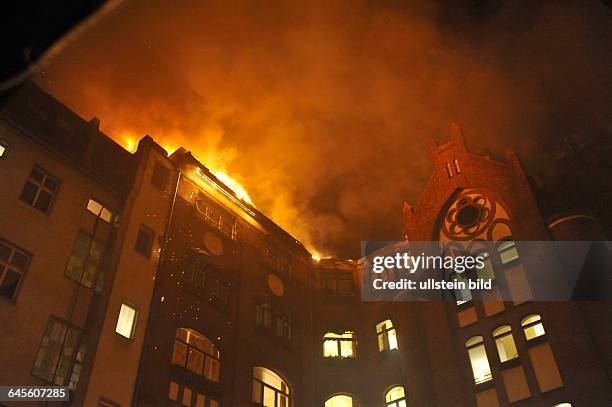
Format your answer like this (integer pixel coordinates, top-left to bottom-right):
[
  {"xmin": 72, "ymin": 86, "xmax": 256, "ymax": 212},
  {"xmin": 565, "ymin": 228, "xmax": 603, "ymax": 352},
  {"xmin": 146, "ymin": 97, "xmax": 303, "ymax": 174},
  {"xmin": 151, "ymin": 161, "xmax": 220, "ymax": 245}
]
[{"xmin": 37, "ymin": 0, "xmax": 612, "ymax": 258}]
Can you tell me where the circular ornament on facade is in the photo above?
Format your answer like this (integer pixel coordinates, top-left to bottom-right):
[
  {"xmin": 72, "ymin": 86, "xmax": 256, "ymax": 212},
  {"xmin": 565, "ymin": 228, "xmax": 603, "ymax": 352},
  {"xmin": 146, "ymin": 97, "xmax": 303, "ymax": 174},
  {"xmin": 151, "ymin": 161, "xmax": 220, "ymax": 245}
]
[
  {"xmin": 203, "ymin": 232, "xmax": 224, "ymax": 255},
  {"xmin": 442, "ymin": 192, "xmax": 495, "ymax": 240},
  {"xmin": 267, "ymin": 274, "xmax": 285, "ymax": 297}
]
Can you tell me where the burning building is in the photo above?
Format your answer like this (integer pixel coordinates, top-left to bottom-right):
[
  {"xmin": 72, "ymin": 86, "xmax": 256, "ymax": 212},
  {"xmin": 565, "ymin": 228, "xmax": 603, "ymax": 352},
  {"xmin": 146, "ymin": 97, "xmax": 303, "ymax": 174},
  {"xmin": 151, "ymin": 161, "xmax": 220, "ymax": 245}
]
[{"xmin": 0, "ymin": 82, "xmax": 610, "ymax": 407}]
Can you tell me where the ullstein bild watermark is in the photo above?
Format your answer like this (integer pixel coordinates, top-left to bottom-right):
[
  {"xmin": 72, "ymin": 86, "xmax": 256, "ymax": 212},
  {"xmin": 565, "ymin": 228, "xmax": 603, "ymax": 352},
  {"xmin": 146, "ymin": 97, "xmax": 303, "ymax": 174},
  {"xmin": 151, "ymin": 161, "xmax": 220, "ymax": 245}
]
[{"xmin": 360, "ymin": 240, "xmax": 612, "ymax": 302}]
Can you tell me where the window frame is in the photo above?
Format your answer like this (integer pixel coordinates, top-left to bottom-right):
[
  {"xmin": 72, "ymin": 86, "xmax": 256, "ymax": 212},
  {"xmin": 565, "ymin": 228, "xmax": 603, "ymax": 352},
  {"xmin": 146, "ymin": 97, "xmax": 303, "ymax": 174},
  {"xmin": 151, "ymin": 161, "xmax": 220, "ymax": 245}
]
[
  {"xmin": 171, "ymin": 328, "xmax": 221, "ymax": 383},
  {"xmin": 64, "ymin": 229, "xmax": 107, "ymax": 290},
  {"xmin": 115, "ymin": 300, "xmax": 139, "ymax": 340},
  {"xmin": 385, "ymin": 386, "xmax": 407, "ymax": 407},
  {"xmin": 134, "ymin": 224, "xmax": 155, "ymax": 258},
  {"xmin": 19, "ymin": 165, "xmax": 61, "ymax": 214},
  {"xmin": 255, "ymin": 297, "xmax": 292, "ymax": 342},
  {"xmin": 251, "ymin": 367, "xmax": 290, "ymax": 407},
  {"xmin": 376, "ymin": 319, "xmax": 398, "ymax": 352},
  {"xmin": 521, "ymin": 314, "xmax": 547, "ymax": 344},
  {"xmin": 0, "ymin": 239, "xmax": 31, "ymax": 302},
  {"xmin": 492, "ymin": 325, "xmax": 519, "ymax": 365},
  {"xmin": 322, "ymin": 331, "xmax": 357, "ymax": 359},
  {"xmin": 465, "ymin": 335, "xmax": 493, "ymax": 385}
]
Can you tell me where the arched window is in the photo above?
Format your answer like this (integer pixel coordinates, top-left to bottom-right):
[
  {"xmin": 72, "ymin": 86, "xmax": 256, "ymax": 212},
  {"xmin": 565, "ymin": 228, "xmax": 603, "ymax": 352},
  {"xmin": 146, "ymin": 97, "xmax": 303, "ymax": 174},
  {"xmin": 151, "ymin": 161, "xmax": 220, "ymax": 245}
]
[
  {"xmin": 376, "ymin": 319, "xmax": 398, "ymax": 352},
  {"xmin": 325, "ymin": 394, "xmax": 361, "ymax": 407},
  {"xmin": 465, "ymin": 336, "xmax": 492, "ymax": 384},
  {"xmin": 323, "ymin": 331, "xmax": 356, "ymax": 358},
  {"xmin": 172, "ymin": 328, "xmax": 220, "ymax": 382},
  {"xmin": 498, "ymin": 240, "xmax": 519, "ymax": 264},
  {"xmin": 521, "ymin": 314, "xmax": 546, "ymax": 341},
  {"xmin": 492, "ymin": 325, "xmax": 518, "ymax": 363},
  {"xmin": 553, "ymin": 404, "xmax": 572, "ymax": 407},
  {"xmin": 252, "ymin": 367, "xmax": 290, "ymax": 407},
  {"xmin": 385, "ymin": 386, "xmax": 407, "ymax": 407}
]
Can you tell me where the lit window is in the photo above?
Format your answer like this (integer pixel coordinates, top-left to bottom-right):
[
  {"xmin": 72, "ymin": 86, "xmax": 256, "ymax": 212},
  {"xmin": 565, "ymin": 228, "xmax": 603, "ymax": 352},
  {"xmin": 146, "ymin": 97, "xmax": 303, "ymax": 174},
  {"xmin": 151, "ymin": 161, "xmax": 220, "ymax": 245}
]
[
  {"xmin": 65, "ymin": 230, "xmax": 107, "ymax": 290},
  {"xmin": 20, "ymin": 165, "xmax": 60, "ymax": 214},
  {"xmin": 498, "ymin": 240, "xmax": 519, "ymax": 264},
  {"xmin": 0, "ymin": 139, "xmax": 8, "ymax": 158},
  {"xmin": 553, "ymin": 404, "xmax": 572, "ymax": 407},
  {"xmin": 453, "ymin": 158, "xmax": 461, "ymax": 174},
  {"xmin": 385, "ymin": 386, "xmax": 407, "ymax": 407},
  {"xmin": 135, "ymin": 224, "xmax": 155, "ymax": 257},
  {"xmin": 465, "ymin": 336, "xmax": 492, "ymax": 384},
  {"xmin": 492, "ymin": 325, "xmax": 518, "ymax": 363},
  {"xmin": 323, "ymin": 331, "xmax": 357, "ymax": 358},
  {"xmin": 445, "ymin": 162, "xmax": 454, "ymax": 178},
  {"xmin": 172, "ymin": 328, "xmax": 221, "ymax": 382},
  {"xmin": 0, "ymin": 239, "xmax": 30, "ymax": 301},
  {"xmin": 169, "ymin": 381, "xmax": 179, "ymax": 401},
  {"xmin": 86, "ymin": 199, "xmax": 114, "ymax": 223},
  {"xmin": 325, "ymin": 395, "xmax": 361, "ymax": 407},
  {"xmin": 376, "ymin": 319, "xmax": 398, "ymax": 352},
  {"xmin": 115, "ymin": 302, "xmax": 138, "ymax": 339},
  {"xmin": 182, "ymin": 386, "xmax": 192, "ymax": 406},
  {"xmin": 521, "ymin": 314, "xmax": 546, "ymax": 341},
  {"xmin": 252, "ymin": 367, "xmax": 290, "ymax": 407},
  {"xmin": 32, "ymin": 317, "xmax": 81, "ymax": 385}
]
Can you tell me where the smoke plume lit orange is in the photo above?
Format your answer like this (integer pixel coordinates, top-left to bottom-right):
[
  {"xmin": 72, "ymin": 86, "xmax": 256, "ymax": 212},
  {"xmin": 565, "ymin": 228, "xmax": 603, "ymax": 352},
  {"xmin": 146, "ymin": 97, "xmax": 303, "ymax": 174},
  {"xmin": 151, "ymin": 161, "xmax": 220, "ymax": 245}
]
[{"xmin": 36, "ymin": 0, "xmax": 612, "ymax": 258}]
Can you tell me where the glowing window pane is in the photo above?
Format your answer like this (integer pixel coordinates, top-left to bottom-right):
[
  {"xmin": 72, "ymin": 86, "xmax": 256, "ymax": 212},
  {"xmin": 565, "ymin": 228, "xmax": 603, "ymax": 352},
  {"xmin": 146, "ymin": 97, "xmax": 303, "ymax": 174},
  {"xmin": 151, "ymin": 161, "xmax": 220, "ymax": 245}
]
[
  {"xmin": 115, "ymin": 303, "xmax": 137, "ymax": 339},
  {"xmin": 498, "ymin": 241, "xmax": 519, "ymax": 264},
  {"xmin": 493, "ymin": 326, "xmax": 518, "ymax": 362},
  {"xmin": 521, "ymin": 314, "xmax": 546, "ymax": 340},
  {"xmin": 385, "ymin": 386, "xmax": 405, "ymax": 401},
  {"xmin": 325, "ymin": 395, "xmax": 358, "ymax": 407},
  {"xmin": 0, "ymin": 143, "xmax": 6, "ymax": 157},
  {"xmin": 466, "ymin": 336, "xmax": 492, "ymax": 384}
]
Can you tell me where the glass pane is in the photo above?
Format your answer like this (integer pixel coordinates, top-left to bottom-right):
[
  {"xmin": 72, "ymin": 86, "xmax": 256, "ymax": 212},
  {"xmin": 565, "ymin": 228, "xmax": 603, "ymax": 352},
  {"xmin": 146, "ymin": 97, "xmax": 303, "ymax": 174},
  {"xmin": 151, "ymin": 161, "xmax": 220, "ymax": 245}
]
[
  {"xmin": 495, "ymin": 333, "xmax": 518, "ymax": 362},
  {"xmin": 468, "ymin": 344, "xmax": 492, "ymax": 384},
  {"xmin": 376, "ymin": 319, "xmax": 393, "ymax": 333},
  {"xmin": 204, "ymin": 357, "xmax": 220, "ymax": 382},
  {"xmin": 340, "ymin": 340, "xmax": 355, "ymax": 358},
  {"xmin": 30, "ymin": 168, "xmax": 44, "ymax": 182},
  {"xmin": 182, "ymin": 387, "xmax": 192, "ymax": 406},
  {"xmin": 524, "ymin": 322, "xmax": 546, "ymax": 340},
  {"xmin": 10, "ymin": 251, "xmax": 28, "ymax": 270},
  {"xmin": 168, "ymin": 381, "xmax": 179, "ymax": 400},
  {"xmin": 386, "ymin": 386, "xmax": 405, "ymax": 402},
  {"xmin": 187, "ymin": 348, "xmax": 204, "ymax": 375},
  {"xmin": 172, "ymin": 340, "xmax": 187, "ymax": 366},
  {"xmin": 115, "ymin": 303, "xmax": 136, "ymax": 338},
  {"xmin": 388, "ymin": 329, "xmax": 398, "ymax": 350},
  {"xmin": 195, "ymin": 394, "xmax": 205, "ymax": 407},
  {"xmin": 325, "ymin": 395, "xmax": 354, "ymax": 407},
  {"xmin": 20, "ymin": 181, "xmax": 38, "ymax": 205},
  {"xmin": 323, "ymin": 339, "xmax": 339, "ymax": 357},
  {"xmin": 262, "ymin": 386, "xmax": 275, "ymax": 407},
  {"xmin": 0, "ymin": 270, "xmax": 21, "ymax": 299},
  {"xmin": 34, "ymin": 190, "xmax": 52, "ymax": 212},
  {"xmin": 43, "ymin": 177, "xmax": 58, "ymax": 192}
]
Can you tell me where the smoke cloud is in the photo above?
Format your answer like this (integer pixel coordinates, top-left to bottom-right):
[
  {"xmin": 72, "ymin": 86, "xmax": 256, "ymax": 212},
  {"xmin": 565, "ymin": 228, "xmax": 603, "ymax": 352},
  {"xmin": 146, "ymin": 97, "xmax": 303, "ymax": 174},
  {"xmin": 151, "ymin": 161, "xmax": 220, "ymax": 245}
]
[{"xmin": 37, "ymin": 0, "xmax": 612, "ymax": 258}]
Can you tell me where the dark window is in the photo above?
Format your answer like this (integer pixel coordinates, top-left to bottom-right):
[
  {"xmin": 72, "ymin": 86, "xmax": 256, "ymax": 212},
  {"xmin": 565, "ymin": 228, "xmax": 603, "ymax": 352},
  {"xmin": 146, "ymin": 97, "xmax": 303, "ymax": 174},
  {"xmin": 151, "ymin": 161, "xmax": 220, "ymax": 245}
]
[
  {"xmin": 0, "ymin": 239, "xmax": 31, "ymax": 301},
  {"xmin": 321, "ymin": 276, "xmax": 354, "ymax": 296},
  {"xmin": 255, "ymin": 298, "xmax": 292, "ymax": 341},
  {"xmin": 195, "ymin": 195, "xmax": 238, "ymax": 239},
  {"xmin": 260, "ymin": 246, "xmax": 293, "ymax": 276},
  {"xmin": 68, "ymin": 343, "xmax": 86, "ymax": 391},
  {"xmin": 151, "ymin": 161, "xmax": 170, "ymax": 191},
  {"xmin": 20, "ymin": 166, "xmax": 60, "ymax": 214},
  {"xmin": 32, "ymin": 317, "xmax": 81, "ymax": 385},
  {"xmin": 65, "ymin": 230, "xmax": 107, "ymax": 290},
  {"xmin": 0, "ymin": 139, "xmax": 8, "ymax": 158},
  {"xmin": 183, "ymin": 264, "xmax": 231, "ymax": 309},
  {"xmin": 135, "ymin": 224, "xmax": 154, "ymax": 257}
]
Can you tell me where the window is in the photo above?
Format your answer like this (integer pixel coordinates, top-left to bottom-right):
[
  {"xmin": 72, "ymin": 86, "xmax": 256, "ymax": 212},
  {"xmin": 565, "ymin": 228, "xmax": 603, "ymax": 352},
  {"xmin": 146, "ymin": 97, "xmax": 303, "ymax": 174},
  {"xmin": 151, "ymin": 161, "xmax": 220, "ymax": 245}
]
[
  {"xmin": 169, "ymin": 381, "xmax": 179, "ymax": 401},
  {"xmin": 465, "ymin": 336, "xmax": 492, "ymax": 384},
  {"xmin": 172, "ymin": 328, "xmax": 220, "ymax": 382},
  {"xmin": 255, "ymin": 299, "xmax": 292, "ymax": 341},
  {"xmin": 0, "ymin": 239, "xmax": 30, "ymax": 301},
  {"xmin": 32, "ymin": 317, "xmax": 81, "ymax": 385},
  {"xmin": 195, "ymin": 196, "xmax": 238, "ymax": 239},
  {"xmin": 182, "ymin": 386, "xmax": 192, "ymax": 406},
  {"xmin": 453, "ymin": 158, "xmax": 461, "ymax": 174},
  {"xmin": 476, "ymin": 252, "xmax": 495, "ymax": 281},
  {"xmin": 498, "ymin": 240, "xmax": 519, "ymax": 264},
  {"xmin": 20, "ymin": 165, "xmax": 60, "ymax": 213},
  {"xmin": 323, "ymin": 331, "xmax": 357, "ymax": 358},
  {"xmin": 385, "ymin": 386, "xmax": 407, "ymax": 407},
  {"xmin": 325, "ymin": 395, "xmax": 361, "ymax": 407},
  {"xmin": 553, "ymin": 404, "xmax": 572, "ymax": 407},
  {"xmin": 65, "ymin": 230, "xmax": 107, "ymax": 290},
  {"xmin": 151, "ymin": 161, "xmax": 171, "ymax": 191},
  {"xmin": 450, "ymin": 271, "xmax": 472, "ymax": 305},
  {"xmin": 261, "ymin": 245, "xmax": 293, "ymax": 276},
  {"xmin": 183, "ymin": 263, "xmax": 231, "ymax": 309},
  {"xmin": 68, "ymin": 343, "xmax": 86, "ymax": 391},
  {"xmin": 252, "ymin": 367, "xmax": 290, "ymax": 407},
  {"xmin": 0, "ymin": 139, "xmax": 8, "ymax": 158},
  {"xmin": 493, "ymin": 325, "xmax": 518, "ymax": 363},
  {"xmin": 135, "ymin": 224, "xmax": 154, "ymax": 257},
  {"xmin": 86, "ymin": 199, "xmax": 114, "ymax": 223},
  {"xmin": 521, "ymin": 314, "xmax": 546, "ymax": 341},
  {"xmin": 115, "ymin": 302, "xmax": 138, "ymax": 339},
  {"xmin": 376, "ymin": 319, "xmax": 398, "ymax": 352},
  {"xmin": 321, "ymin": 276, "xmax": 354, "ymax": 296},
  {"xmin": 445, "ymin": 162, "xmax": 454, "ymax": 178}
]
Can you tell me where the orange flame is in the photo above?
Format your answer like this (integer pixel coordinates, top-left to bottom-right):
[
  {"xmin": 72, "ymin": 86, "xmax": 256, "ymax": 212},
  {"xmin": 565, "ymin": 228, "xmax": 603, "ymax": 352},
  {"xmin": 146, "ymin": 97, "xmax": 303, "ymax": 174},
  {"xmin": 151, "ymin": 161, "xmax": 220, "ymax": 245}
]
[{"xmin": 211, "ymin": 170, "xmax": 253, "ymax": 205}]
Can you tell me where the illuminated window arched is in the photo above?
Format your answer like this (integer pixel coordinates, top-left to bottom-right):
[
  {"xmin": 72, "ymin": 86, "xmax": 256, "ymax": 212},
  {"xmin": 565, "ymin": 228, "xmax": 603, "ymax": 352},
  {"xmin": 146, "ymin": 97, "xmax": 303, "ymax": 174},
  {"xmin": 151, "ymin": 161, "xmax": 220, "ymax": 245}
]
[
  {"xmin": 376, "ymin": 319, "xmax": 398, "ymax": 352},
  {"xmin": 385, "ymin": 386, "xmax": 407, "ymax": 407},
  {"xmin": 252, "ymin": 367, "xmax": 290, "ymax": 407},
  {"xmin": 492, "ymin": 325, "xmax": 518, "ymax": 363},
  {"xmin": 172, "ymin": 328, "xmax": 220, "ymax": 382},
  {"xmin": 521, "ymin": 314, "xmax": 546, "ymax": 341},
  {"xmin": 553, "ymin": 403, "xmax": 572, "ymax": 407},
  {"xmin": 465, "ymin": 336, "xmax": 492, "ymax": 384},
  {"xmin": 323, "ymin": 331, "xmax": 357, "ymax": 358},
  {"xmin": 325, "ymin": 394, "xmax": 361, "ymax": 407}
]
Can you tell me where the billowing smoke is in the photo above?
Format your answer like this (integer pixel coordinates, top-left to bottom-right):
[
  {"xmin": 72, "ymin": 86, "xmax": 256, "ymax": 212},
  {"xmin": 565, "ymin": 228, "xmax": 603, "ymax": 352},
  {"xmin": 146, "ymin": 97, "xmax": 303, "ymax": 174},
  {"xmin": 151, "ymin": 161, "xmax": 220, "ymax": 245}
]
[{"xmin": 37, "ymin": 0, "xmax": 612, "ymax": 258}]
